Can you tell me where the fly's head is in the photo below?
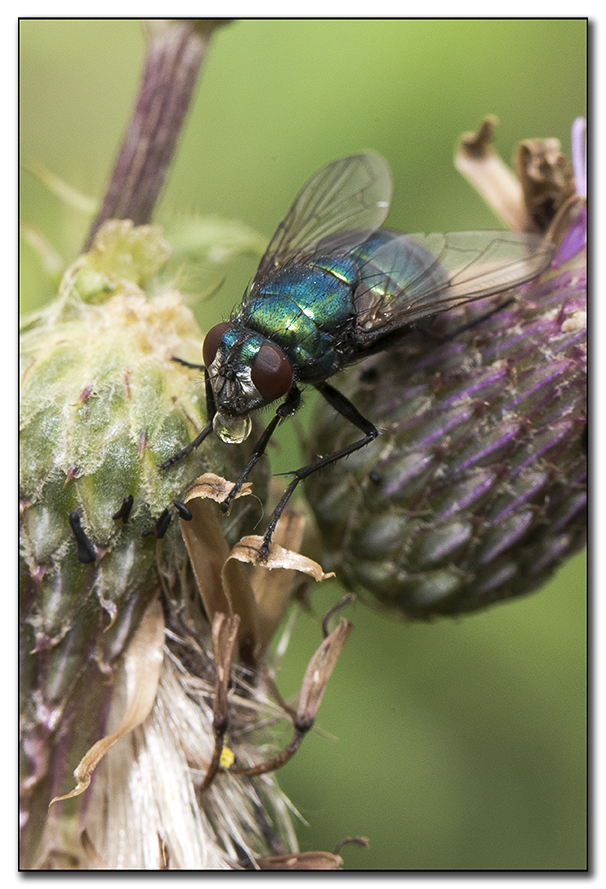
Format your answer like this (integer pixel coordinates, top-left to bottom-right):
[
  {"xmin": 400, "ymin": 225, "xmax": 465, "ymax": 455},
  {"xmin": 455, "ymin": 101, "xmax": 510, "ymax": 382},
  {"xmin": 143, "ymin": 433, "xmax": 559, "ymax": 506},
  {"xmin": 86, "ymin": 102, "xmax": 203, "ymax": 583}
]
[{"xmin": 203, "ymin": 322, "xmax": 294, "ymax": 444}]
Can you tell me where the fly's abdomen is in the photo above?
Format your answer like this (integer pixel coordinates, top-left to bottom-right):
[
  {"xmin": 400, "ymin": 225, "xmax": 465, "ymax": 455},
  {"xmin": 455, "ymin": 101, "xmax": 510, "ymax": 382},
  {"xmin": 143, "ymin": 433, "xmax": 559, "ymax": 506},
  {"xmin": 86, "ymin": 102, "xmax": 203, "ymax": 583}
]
[
  {"xmin": 245, "ymin": 263, "xmax": 357, "ymax": 380},
  {"xmin": 350, "ymin": 230, "xmax": 448, "ymax": 330}
]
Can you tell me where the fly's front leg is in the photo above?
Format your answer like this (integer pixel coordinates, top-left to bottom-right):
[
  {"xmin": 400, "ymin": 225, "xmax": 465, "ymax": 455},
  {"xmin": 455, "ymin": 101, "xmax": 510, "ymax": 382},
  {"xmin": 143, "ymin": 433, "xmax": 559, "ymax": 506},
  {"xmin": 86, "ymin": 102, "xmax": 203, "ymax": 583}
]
[
  {"xmin": 171, "ymin": 357, "xmax": 205, "ymax": 371},
  {"xmin": 159, "ymin": 423, "xmax": 214, "ymax": 470},
  {"xmin": 159, "ymin": 363, "xmax": 216, "ymax": 471},
  {"xmin": 221, "ymin": 386, "xmax": 302, "ymax": 513},
  {"xmin": 258, "ymin": 381, "xmax": 378, "ymax": 560}
]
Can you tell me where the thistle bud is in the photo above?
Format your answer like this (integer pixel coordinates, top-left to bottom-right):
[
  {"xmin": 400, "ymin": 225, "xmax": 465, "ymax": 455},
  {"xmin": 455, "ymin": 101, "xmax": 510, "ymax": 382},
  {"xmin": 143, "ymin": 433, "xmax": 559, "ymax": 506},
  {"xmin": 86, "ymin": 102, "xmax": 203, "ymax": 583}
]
[
  {"xmin": 19, "ymin": 222, "xmax": 268, "ymax": 863},
  {"xmin": 304, "ymin": 122, "xmax": 587, "ymax": 620}
]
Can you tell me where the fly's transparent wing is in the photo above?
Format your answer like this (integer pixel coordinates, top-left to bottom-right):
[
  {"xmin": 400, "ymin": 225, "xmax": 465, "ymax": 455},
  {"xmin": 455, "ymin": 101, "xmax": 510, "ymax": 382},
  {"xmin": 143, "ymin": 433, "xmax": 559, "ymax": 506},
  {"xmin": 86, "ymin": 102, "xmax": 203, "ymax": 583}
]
[
  {"xmin": 257, "ymin": 153, "xmax": 393, "ymax": 276},
  {"xmin": 354, "ymin": 230, "xmax": 554, "ymax": 337}
]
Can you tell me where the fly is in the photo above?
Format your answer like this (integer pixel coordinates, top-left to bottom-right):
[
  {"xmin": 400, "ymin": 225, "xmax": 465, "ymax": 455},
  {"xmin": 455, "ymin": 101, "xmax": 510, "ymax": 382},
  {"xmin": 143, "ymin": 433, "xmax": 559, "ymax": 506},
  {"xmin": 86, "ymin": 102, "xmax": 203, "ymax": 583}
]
[{"xmin": 161, "ymin": 152, "xmax": 554, "ymax": 559}]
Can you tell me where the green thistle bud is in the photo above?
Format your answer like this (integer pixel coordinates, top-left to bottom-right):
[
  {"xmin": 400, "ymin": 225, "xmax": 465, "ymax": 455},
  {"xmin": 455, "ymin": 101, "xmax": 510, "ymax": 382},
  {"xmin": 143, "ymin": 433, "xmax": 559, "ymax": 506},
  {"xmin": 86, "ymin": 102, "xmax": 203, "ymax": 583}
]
[
  {"xmin": 304, "ymin": 126, "xmax": 587, "ymax": 620},
  {"xmin": 20, "ymin": 28, "xmax": 351, "ymax": 869},
  {"xmin": 19, "ymin": 221, "xmax": 267, "ymax": 861}
]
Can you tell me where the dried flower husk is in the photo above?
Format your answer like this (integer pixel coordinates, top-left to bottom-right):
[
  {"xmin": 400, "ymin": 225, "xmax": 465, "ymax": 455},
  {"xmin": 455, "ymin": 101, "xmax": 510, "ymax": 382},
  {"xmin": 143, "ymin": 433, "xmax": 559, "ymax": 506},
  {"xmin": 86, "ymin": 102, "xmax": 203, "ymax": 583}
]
[
  {"xmin": 19, "ymin": 221, "xmax": 267, "ymax": 864},
  {"xmin": 304, "ymin": 130, "xmax": 586, "ymax": 620},
  {"xmin": 39, "ymin": 512, "xmax": 338, "ymax": 869},
  {"xmin": 179, "ymin": 475, "xmax": 334, "ymax": 662}
]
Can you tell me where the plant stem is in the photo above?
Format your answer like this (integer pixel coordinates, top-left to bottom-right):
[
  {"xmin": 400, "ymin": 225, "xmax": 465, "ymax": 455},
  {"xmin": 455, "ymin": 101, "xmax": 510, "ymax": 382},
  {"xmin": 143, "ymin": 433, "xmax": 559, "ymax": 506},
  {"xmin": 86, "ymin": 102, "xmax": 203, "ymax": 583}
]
[{"xmin": 84, "ymin": 19, "xmax": 228, "ymax": 250}]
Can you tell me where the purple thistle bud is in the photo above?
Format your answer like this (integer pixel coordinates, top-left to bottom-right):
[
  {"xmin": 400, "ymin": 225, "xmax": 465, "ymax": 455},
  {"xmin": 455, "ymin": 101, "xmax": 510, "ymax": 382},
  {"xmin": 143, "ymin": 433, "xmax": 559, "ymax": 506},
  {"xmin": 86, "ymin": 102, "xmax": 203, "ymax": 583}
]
[{"xmin": 304, "ymin": 121, "xmax": 586, "ymax": 619}]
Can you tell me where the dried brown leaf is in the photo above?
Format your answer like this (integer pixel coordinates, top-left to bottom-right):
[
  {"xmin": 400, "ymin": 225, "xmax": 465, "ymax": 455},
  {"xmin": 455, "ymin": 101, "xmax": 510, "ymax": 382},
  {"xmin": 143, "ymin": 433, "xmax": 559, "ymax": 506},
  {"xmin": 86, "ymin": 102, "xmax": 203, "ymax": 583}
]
[
  {"xmin": 455, "ymin": 116, "xmax": 528, "ymax": 232},
  {"xmin": 250, "ymin": 851, "xmax": 344, "ymax": 870},
  {"xmin": 296, "ymin": 617, "xmax": 353, "ymax": 730},
  {"xmin": 515, "ymin": 137, "xmax": 576, "ymax": 232},
  {"xmin": 180, "ymin": 475, "xmax": 334, "ymax": 661},
  {"xmin": 201, "ymin": 613, "xmax": 241, "ymax": 790},
  {"xmin": 231, "ymin": 611, "xmax": 353, "ymax": 778},
  {"xmin": 225, "ymin": 533, "xmax": 334, "ymax": 659},
  {"xmin": 179, "ymin": 473, "xmax": 253, "ymax": 621},
  {"xmin": 228, "ymin": 534, "xmax": 334, "ymax": 579},
  {"xmin": 211, "ymin": 612, "xmax": 240, "ymax": 719}
]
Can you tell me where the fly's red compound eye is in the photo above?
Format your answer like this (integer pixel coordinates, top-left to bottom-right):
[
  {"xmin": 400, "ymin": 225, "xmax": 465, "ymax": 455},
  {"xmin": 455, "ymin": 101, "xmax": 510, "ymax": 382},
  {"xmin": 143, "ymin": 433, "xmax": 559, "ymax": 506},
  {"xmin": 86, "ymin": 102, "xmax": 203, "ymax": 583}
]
[
  {"xmin": 251, "ymin": 342, "xmax": 293, "ymax": 402},
  {"xmin": 203, "ymin": 322, "xmax": 234, "ymax": 367}
]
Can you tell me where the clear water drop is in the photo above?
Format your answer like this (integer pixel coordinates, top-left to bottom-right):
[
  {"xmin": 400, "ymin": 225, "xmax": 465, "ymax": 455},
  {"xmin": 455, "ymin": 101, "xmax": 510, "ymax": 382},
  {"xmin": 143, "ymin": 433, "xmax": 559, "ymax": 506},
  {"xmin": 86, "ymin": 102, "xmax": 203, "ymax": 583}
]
[{"xmin": 213, "ymin": 412, "xmax": 252, "ymax": 444}]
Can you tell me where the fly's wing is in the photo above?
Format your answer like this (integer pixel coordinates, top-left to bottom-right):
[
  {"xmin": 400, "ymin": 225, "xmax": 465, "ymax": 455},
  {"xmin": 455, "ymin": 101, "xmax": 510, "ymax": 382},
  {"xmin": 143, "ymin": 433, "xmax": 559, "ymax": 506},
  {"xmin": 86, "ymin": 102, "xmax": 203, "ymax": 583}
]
[
  {"xmin": 353, "ymin": 230, "xmax": 554, "ymax": 339},
  {"xmin": 256, "ymin": 153, "xmax": 393, "ymax": 277}
]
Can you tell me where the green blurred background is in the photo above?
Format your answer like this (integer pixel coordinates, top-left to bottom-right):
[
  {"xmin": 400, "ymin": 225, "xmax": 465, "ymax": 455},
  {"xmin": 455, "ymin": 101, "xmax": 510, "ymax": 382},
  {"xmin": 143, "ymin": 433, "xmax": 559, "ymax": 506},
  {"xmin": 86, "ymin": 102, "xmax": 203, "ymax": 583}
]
[{"xmin": 20, "ymin": 19, "xmax": 587, "ymax": 870}]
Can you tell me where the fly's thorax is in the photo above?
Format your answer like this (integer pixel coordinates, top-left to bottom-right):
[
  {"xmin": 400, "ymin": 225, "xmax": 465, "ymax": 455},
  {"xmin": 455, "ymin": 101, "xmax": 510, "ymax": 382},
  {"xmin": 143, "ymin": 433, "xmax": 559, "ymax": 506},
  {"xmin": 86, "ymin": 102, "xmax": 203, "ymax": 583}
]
[
  {"xmin": 243, "ymin": 261, "xmax": 359, "ymax": 382},
  {"xmin": 203, "ymin": 322, "xmax": 294, "ymax": 442}
]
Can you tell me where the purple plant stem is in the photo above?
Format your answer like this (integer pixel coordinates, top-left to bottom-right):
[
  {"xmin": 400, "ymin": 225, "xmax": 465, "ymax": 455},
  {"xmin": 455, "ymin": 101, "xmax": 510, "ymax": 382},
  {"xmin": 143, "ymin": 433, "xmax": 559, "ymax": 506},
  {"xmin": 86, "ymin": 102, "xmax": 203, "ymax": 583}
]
[{"xmin": 84, "ymin": 20, "xmax": 226, "ymax": 250}]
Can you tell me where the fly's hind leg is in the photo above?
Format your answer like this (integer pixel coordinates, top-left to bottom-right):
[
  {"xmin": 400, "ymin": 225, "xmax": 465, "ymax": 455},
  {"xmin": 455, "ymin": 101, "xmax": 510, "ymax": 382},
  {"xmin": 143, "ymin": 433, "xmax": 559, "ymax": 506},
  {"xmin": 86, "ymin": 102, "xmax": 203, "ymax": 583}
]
[
  {"xmin": 416, "ymin": 295, "xmax": 516, "ymax": 343},
  {"xmin": 258, "ymin": 381, "xmax": 378, "ymax": 561}
]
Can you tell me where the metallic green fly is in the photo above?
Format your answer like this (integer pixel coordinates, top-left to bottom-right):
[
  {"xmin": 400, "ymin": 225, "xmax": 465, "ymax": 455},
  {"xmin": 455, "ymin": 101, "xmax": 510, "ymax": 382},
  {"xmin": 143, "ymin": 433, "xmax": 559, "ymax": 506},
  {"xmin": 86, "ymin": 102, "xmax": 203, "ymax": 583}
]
[{"xmin": 162, "ymin": 153, "xmax": 554, "ymax": 558}]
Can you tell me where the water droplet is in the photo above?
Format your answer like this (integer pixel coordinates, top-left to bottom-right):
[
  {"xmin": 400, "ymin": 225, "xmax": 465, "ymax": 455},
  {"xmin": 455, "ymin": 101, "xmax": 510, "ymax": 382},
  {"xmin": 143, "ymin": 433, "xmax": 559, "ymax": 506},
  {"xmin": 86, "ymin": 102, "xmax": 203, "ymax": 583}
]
[{"xmin": 213, "ymin": 412, "xmax": 252, "ymax": 444}]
